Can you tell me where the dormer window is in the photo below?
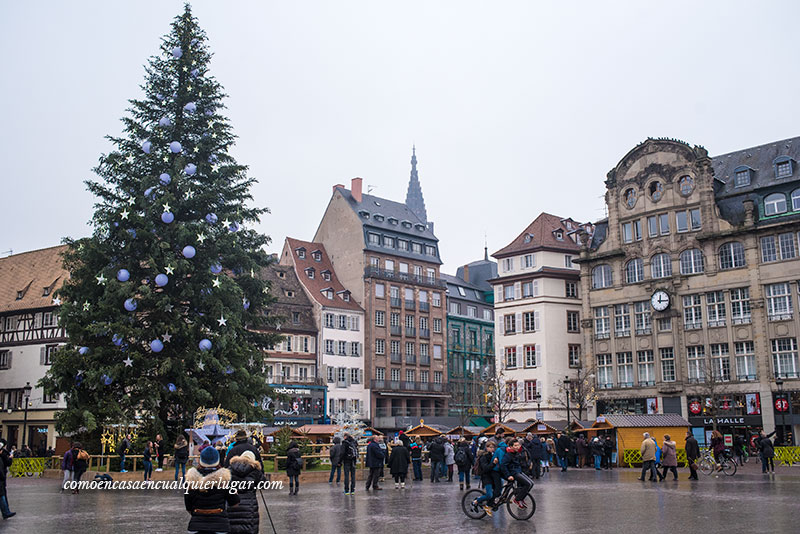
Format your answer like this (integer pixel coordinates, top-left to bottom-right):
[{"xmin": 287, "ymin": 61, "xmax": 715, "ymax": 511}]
[
  {"xmin": 296, "ymin": 247, "xmax": 306, "ymax": 259},
  {"xmin": 764, "ymin": 193, "xmax": 788, "ymax": 216},
  {"xmin": 401, "ymin": 221, "xmax": 412, "ymax": 229},
  {"xmin": 415, "ymin": 223, "xmax": 426, "ymax": 232},
  {"xmin": 374, "ymin": 214, "xmax": 385, "ymax": 222},
  {"xmin": 285, "ymin": 290, "xmax": 295, "ymax": 298},
  {"xmin": 457, "ymin": 287, "xmax": 466, "ymax": 297},
  {"xmin": 321, "ymin": 270, "xmax": 331, "ymax": 281},
  {"xmin": 359, "ymin": 210, "xmax": 370, "ymax": 219},
  {"xmin": 774, "ymin": 157, "xmax": 793, "ymax": 179},
  {"xmin": 42, "ymin": 287, "xmax": 51, "ymax": 297},
  {"xmin": 338, "ymin": 290, "xmax": 351, "ymax": 302},
  {"xmin": 383, "ymin": 236, "xmax": 395, "ymax": 248},
  {"xmin": 311, "ymin": 250, "xmax": 322, "ymax": 262},
  {"xmin": 277, "ymin": 271, "xmax": 285, "ymax": 279},
  {"xmin": 388, "ymin": 217, "xmax": 398, "ymax": 225},
  {"xmin": 523, "ymin": 233, "xmax": 532, "ymax": 244},
  {"xmin": 368, "ymin": 233, "xmax": 380, "ymax": 245},
  {"xmin": 398, "ymin": 240, "xmax": 408, "ymax": 251},
  {"xmin": 321, "ymin": 288, "xmax": 334, "ymax": 300},
  {"xmin": 305, "ymin": 267, "xmax": 315, "ymax": 279},
  {"xmin": 412, "ymin": 242, "xmax": 422, "ymax": 254},
  {"xmin": 734, "ymin": 166, "xmax": 751, "ymax": 188},
  {"xmin": 16, "ymin": 291, "xmax": 23, "ymax": 300},
  {"xmin": 554, "ymin": 230, "xmax": 564, "ymax": 241}
]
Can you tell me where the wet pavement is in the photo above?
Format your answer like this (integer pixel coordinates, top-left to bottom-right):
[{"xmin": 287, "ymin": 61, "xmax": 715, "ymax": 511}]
[{"xmin": 2, "ymin": 465, "xmax": 799, "ymax": 533}]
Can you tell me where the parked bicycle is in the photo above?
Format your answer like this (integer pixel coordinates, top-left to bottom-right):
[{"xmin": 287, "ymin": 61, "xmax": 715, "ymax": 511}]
[
  {"xmin": 461, "ymin": 478, "xmax": 536, "ymax": 520},
  {"xmin": 697, "ymin": 448, "xmax": 737, "ymax": 476}
]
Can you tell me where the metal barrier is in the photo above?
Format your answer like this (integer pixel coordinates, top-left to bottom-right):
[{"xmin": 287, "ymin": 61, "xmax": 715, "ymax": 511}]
[
  {"xmin": 774, "ymin": 446, "xmax": 800, "ymax": 466},
  {"xmin": 623, "ymin": 449, "xmax": 690, "ymax": 468},
  {"xmin": 8, "ymin": 457, "xmax": 49, "ymax": 478}
]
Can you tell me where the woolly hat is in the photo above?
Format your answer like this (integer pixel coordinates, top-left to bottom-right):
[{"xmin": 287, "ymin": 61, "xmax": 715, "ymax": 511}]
[
  {"xmin": 235, "ymin": 429, "xmax": 248, "ymax": 441},
  {"xmin": 199, "ymin": 445, "xmax": 220, "ymax": 467},
  {"xmin": 241, "ymin": 450, "xmax": 256, "ymax": 462}
]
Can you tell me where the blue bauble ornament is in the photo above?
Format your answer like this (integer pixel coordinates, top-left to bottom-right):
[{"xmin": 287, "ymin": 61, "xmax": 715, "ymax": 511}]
[
  {"xmin": 124, "ymin": 298, "xmax": 137, "ymax": 312},
  {"xmin": 75, "ymin": 373, "xmax": 83, "ymax": 385},
  {"xmin": 204, "ymin": 110, "xmax": 213, "ymax": 116},
  {"xmin": 113, "ymin": 222, "xmax": 119, "ymax": 227},
  {"xmin": 168, "ymin": 383, "xmax": 177, "ymax": 392},
  {"xmin": 208, "ymin": 154, "xmax": 218, "ymax": 163},
  {"xmin": 161, "ymin": 212, "xmax": 175, "ymax": 224},
  {"xmin": 112, "ymin": 334, "xmax": 123, "ymax": 346},
  {"xmin": 228, "ymin": 222, "xmax": 239, "ymax": 232},
  {"xmin": 150, "ymin": 339, "xmax": 164, "ymax": 353},
  {"xmin": 170, "ymin": 141, "xmax": 182, "ymax": 153},
  {"xmin": 243, "ymin": 298, "xmax": 251, "ymax": 310},
  {"xmin": 205, "ymin": 213, "xmax": 218, "ymax": 224},
  {"xmin": 199, "ymin": 338, "xmax": 212, "ymax": 351},
  {"xmin": 225, "ymin": 366, "xmax": 234, "ymax": 375},
  {"xmin": 144, "ymin": 187, "xmax": 155, "ymax": 199},
  {"xmin": 127, "ymin": 229, "xmax": 136, "ymax": 238},
  {"xmin": 103, "ymin": 374, "xmax": 113, "ymax": 385},
  {"xmin": 159, "ymin": 116, "xmax": 171, "ymax": 128},
  {"xmin": 182, "ymin": 245, "xmax": 196, "ymax": 259},
  {"xmin": 79, "ymin": 346, "xmax": 90, "ymax": 355},
  {"xmin": 159, "ymin": 173, "xmax": 171, "ymax": 185},
  {"xmin": 201, "ymin": 288, "xmax": 212, "ymax": 296},
  {"xmin": 184, "ymin": 102, "xmax": 196, "ymax": 113},
  {"xmin": 184, "ymin": 163, "xmax": 197, "ymax": 175},
  {"xmin": 155, "ymin": 273, "xmax": 169, "ymax": 287},
  {"xmin": 156, "ymin": 93, "xmax": 164, "ymax": 101},
  {"xmin": 117, "ymin": 269, "xmax": 130, "ymax": 282},
  {"xmin": 142, "ymin": 140, "xmax": 151, "ymax": 154},
  {"xmin": 172, "ymin": 46, "xmax": 182, "ymax": 58},
  {"xmin": 210, "ymin": 263, "xmax": 222, "ymax": 274},
  {"xmin": 191, "ymin": 68, "xmax": 199, "ymax": 77}
]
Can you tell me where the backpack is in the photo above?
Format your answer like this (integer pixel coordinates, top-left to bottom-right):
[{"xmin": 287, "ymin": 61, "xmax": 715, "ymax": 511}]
[
  {"xmin": 454, "ymin": 447, "xmax": 468, "ymax": 466},
  {"xmin": 293, "ymin": 455, "xmax": 304, "ymax": 470},
  {"xmin": 472, "ymin": 453, "xmax": 484, "ymax": 476},
  {"xmin": 344, "ymin": 440, "xmax": 358, "ymax": 462}
]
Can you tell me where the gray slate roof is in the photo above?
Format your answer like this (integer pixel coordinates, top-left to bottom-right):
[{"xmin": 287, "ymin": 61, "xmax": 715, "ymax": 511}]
[
  {"xmin": 601, "ymin": 414, "xmax": 690, "ymax": 428},
  {"xmin": 713, "ymin": 136, "xmax": 800, "ymax": 198},
  {"xmin": 455, "ymin": 257, "xmax": 498, "ymax": 293},
  {"xmin": 442, "ymin": 273, "xmax": 487, "ymax": 304}
]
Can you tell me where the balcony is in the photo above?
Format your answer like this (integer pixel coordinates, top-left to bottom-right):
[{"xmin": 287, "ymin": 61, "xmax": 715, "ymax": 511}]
[
  {"xmin": 732, "ymin": 316, "xmax": 751, "ymax": 325},
  {"xmin": 769, "ymin": 313, "xmax": 793, "ymax": 322},
  {"xmin": 420, "ymin": 355, "xmax": 431, "ymax": 366},
  {"xmin": 370, "ymin": 380, "xmax": 445, "ymax": 394},
  {"xmin": 390, "ymin": 325, "xmax": 402, "ymax": 336},
  {"xmin": 419, "ymin": 302, "xmax": 430, "ymax": 312},
  {"xmin": 390, "ymin": 297, "xmax": 402, "ymax": 308},
  {"xmin": 403, "ymin": 381, "xmax": 416, "ymax": 390},
  {"xmin": 684, "ymin": 322, "xmax": 702, "ymax": 330},
  {"xmin": 405, "ymin": 354, "xmax": 416, "ymax": 364},
  {"xmin": 615, "ymin": 329, "xmax": 630, "ymax": 338},
  {"xmin": 708, "ymin": 319, "xmax": 726, "ymax": 328},
  {"xmin": 595, "ymin": 332, "xmax": 610, "ymax": 340},
  {"xmin": 420, "ymin": 328, "xmax": 430, "ymax": 339},
  {"xmin": 276, "ymin": 375, "xmax": 325, "ymax": 386},
  {"xmin": 405, "ymin": 299, "xmax": 416, "ymax": 311},
  {"xmin": 736, "ymin": 374, "xmax": 757, "ymax": 382},
  {"xmin": 635, "ymin": 327, "xmax": 652, "ymax": 336},
  {"xmin": 390, "ymin": 352, "xmax": 401, "ymax": 363},
  {"xmin": 405, "ymin": 326, "xmax": 416, "ymax": 337},
  {"xmin": 364, "ymin": 266, "xmax": 448, "ymax": 289}
]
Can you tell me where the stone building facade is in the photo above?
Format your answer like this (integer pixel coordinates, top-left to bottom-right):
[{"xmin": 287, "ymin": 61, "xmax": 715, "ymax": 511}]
[{"xmin": 578, "ymin": 137, "xmax": 800, "ymax": 443}]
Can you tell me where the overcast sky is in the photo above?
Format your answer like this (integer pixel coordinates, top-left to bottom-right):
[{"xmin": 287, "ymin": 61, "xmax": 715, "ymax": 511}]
[{"xmin": 2, "ymin": 1, "xmax": 798, "ymax": 273}]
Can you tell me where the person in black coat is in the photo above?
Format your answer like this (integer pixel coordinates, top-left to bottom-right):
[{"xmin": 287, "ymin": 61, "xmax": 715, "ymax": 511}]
[
  {"xmin": 455, "ymin": 438, "xmax": 475, "ymax": 490},
  {"xmin": 603, "ymin": 435, "xmax": 614, "ymax": 469},
  {"xmin": 388, "ymin": 440, "xmax": 410, "ymax": 488},
  {"xmin": 184, "ymin": 446, "xmax": 240, "ymax": 533},
  {"xmin": 225, "ymin": 431, "xmax": 262, "ymax": 469},
  {"xmin": 556, "ymin": 433, "xmax": 571, "ymax": 472},
  {"xmin": 364, "ymin": 436, "xmax": 385, "ymax": 491},
  {"xmin": 0, "ymin": 440, "xmax": 15, "ymax": 519},
  {"xmin": 428, "ymin": 438, "xmax": 445, "ymax": 483},
  {"xmin": 285, "ymin": 441, "xmax": 302, "ymax": 495},
  {"xmin": 684, "ymin": 430, "xmax": 700, "ymax": 480},
  {"xmin": 228, "ymin": 451, "xmax": 264, "ymax": 534},
  {"xmin": 328, "ymin": 436, "xmax": 344, "ymax": 485},
  {"xmin": 174, "ymin": 435, "xmax": 190, "ymax": 481},
  {"xmin": 527, "ymin": 435, "xmax": 547, "ymax": 479},
  {"xmin": 757, "ymin": 430, "xmax": 776, "ymax": 473}
]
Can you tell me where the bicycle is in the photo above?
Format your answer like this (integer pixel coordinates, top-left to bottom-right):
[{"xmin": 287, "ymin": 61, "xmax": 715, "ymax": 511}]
[
  {"xmin": 697, "ymin": 448, "xmax": 736, "ymax": 476},
  {"xmin": 461, "ymin": 478, "xmax": 536, "ymax": 521}
]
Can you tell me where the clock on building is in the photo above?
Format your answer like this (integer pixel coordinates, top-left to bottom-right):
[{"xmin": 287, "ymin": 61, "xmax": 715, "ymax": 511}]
[{"xmin": 651, "ymin": 290, "xmax": 670, "ymax": 312}]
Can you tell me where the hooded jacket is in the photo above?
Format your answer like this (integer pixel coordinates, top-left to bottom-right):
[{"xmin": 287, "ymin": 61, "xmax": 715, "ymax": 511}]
[
  {"xmin": 228, "ymin": 454, "xmax": 265, "ymax": 534},
  {"xmin": 388, "ymin": 444, "xmax": 410, "ymax": 475},
  {"xmin": 286, "ymin": 442, "xmax": 302, "ymax": 476},
  {"xmin": 184, "ymin": 466, "xmax": 240, "ymax": 533}
]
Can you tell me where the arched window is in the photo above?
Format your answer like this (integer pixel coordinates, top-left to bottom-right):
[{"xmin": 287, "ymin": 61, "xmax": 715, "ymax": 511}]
[
  {"xmin": 719, "ymin": 242, "xmax": 746, "ymax": 270},
  {"xmin": 592, "ymin": 264, "xmax": 613, "ymax": 289},
  {"xmin": 764, "ymin": 193, "xmax": 787, "ymax": 216},
  {"xmin": 650, "ymin": 253, "xmax": 672, "ymax": 279},
  {"xmin": 678, "ymin": 175, "xmax": 695, "ymax": 196},
  {"xmin": 680, "ymin": 249, "xmax": 705, "ymax": 275},
  {"xmin": 792, "ymin": 189, "xmax": 800, "ymax": 211},
  {"xmin": 625, "ymin": 259, "xmax": 644, "ymax": 284}
]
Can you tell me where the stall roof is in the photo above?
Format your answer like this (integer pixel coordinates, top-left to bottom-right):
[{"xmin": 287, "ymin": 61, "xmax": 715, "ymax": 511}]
[
  {"xmin": 446, "ymin": 426, "xmax": 485, "ymax": 437},
  {"xmin": 406, "ymin": 423, "xmax": 449, "ymax": 437},
  {"xmin": 601, "ymin": 414, "xmax": 691, "ymax": 428},
  {"xmin": 293, "ymin": 424, "xmax": 340, "ymax": 436},
  {"xmin": 480, "ymin": 422, "xmax": 517, "ymax": 436}
]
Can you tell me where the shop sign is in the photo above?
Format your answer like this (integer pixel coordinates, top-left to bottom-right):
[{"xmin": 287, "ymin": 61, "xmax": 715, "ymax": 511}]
[
  {"xmin": 702, "ymin": 416, "xmax": 744, "ymax": 425},
  {"xmin": 537, "ymin": 424, "xmax": 547, "ymax": 431},
  {"xmin": 689, "ymin": 400, "xmax": 702, "ymax": 414},
  {"xmin": 596, "ymin": 416, "xmax": 605, "ymax": 423},
  {"xmin": 775, "ymin": 398, "xmax": 789, "ymax": 413},
  {"xmin": 724, "ymin": 434, "xmax": 733, "ymax": 447}
]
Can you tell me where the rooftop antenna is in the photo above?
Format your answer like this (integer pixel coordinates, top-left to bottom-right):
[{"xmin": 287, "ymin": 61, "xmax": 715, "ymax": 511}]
[
  {"xmin": 367, "ymin": 185, "xmax": 376, "ymax": 194},
  {"xmin": 0, "ymin": 249, "xmax": 12, "ymax": 258},
  {"xmin": 484, "ymin": 233, "xmax": 488, "ymax": 261}
]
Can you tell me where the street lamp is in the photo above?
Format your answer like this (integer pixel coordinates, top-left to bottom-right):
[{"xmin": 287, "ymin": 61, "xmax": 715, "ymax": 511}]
[
  {"xmin": 533, "ymin": 394, "xmax": 542, "ymax": 420},
  {"xmin": 776, "ymin": 379, "xmax": 786, "ymax": 445},
  {"xmin": 21, "ymin": 382, "xmax": 32, "ymax": 450},
  {"xmin": 564, "ymin": 376, "xmax": 572, "ymax": 426}
]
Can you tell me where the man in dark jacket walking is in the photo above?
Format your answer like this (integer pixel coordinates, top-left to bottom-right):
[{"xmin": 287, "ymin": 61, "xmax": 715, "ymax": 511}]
[
  {"xmin": 528, "ymin": 435, "xmax": 547, "ymax": 479},
  {"xmin": 328, "ymin": 436, "xmax": 344, "ymax": 484},
  {"xmin": 603, "ymin": 435, "xmax": 614, "ymax": 469},
  {"xmin": 365, "ymin": 436, "xmax": 385, "ymax": 491},
  {"xmin": 341, "ymin": 433, "xmax": 359, "ymax": 495},
  {"xmin": 455, "ymin": 438, "xmax": 475, "ymax": 490},
  {"xmin": 428, "ymin": 437, "xmax": 445, "ymax": 483},
  {"xmin": 556, "ymin": 433, "xmax": 571, "ymax": 472},
  {"xmin": 685, "ymin": 430, "xmax": 700, "ymax": 480},
  {"xmin": 225, "ymin": 430, "xmax": 262, "ymax": 470}
]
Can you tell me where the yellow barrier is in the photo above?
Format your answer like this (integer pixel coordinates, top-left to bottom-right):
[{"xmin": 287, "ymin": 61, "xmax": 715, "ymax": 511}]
[
  {"xmin": 8, "ymin": 457, "xmax": 49, "ymax": 478},
  {"xmin": 774, "ymin": 446, "xmax": 800, "ymax": 466},
  {"xmin": 623, "ymin": 449, "xmax": 690, "ymax": 468}
]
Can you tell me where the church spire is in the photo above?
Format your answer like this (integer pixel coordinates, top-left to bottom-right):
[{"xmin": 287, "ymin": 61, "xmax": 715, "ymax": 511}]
[{"xmin": 405, "ymin": 145, "xmax": 427, "ymax": 223}]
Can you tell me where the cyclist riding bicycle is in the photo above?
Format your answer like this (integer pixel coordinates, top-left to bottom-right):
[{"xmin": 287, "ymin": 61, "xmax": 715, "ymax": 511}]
[{"xmin": 499, "ymin": 438, "xmax": 534, "ymax": 509}]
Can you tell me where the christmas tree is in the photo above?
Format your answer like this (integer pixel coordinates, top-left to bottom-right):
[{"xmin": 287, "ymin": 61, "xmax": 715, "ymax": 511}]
[{"xmin": 41, "ymin": 5, "xmax": 280, "ymax": 436}]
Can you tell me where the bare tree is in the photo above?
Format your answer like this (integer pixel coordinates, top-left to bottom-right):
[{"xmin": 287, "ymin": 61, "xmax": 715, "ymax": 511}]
[
  {"xmin": 547, "ymin": 369, "xmax": 597, "ymax": 423},
  {"xmin": 686, "ymin": 358, "xmax": 734, "ymax": 434},
  {"xmin": 484, "ymin": 362, "xmax": 523, "ymax": 424}
]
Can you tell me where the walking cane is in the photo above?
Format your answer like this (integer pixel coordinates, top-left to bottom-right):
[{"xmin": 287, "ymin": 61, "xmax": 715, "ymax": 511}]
[{"xmin": 259, "ymin": 489, "xmax": 278, "ymax": 534}]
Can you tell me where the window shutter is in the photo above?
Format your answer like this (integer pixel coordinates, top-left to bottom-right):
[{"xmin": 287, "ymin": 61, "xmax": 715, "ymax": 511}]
[
  {"xmin": 40, "ymin": 347, "xmax": 46, "ymax": 365},
  {"xmin": 514, "ymin": 282, "xmax": 521, "ymax": 299},
  {"xmin": 358, "ymin": 369, "xmax": 363, "ymax": 384},
  {"xmin": 517, "ymin": 345, "xmax": 523, "ymax": 365},
  {"xmin": 346, "ymin": 369, "xmax": 352, "ymax": 386},
  {"xmin": 536, "ymin": 344, "xmax": 542, "ymax": 364},
  {"xmin": 533, "ymin": 280, "xmax": 540, "ymax": 296},
  {"xmin": 495, "ymin": 286, "xmax": 503, "ymax": 303},
  {"xmin": 515, "ymin": 312, "xmax": 522, "ymax": 333},
  {"xmin": 534, "ymin": 311, "xmax": 540, "ymax": 331},
  {"xmin": 344, "ymin": 342, "xmax": 350, "ymax": 356},
  {"xmin": 496, "ymin": 314, "xmax": 503, "ymax": 333}
]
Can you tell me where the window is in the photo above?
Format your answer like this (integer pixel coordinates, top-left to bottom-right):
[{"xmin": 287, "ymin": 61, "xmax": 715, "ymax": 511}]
[
  {"xmin": 617, "ymin": 352, "xmax": 634, "ymax": 387},
  {"xmin": 761, "ymin": 234, "xmax": 797, "ymax": 262},
  {"xmin": 312, "ymin": 250, "xmax": 322, "ymax": 262},
  {"xmin": 390, "ymin": 340, "xmax": 400, "ymax": 356},
  {"xmin": 504, "ymin": 314, "xmax": 516, "ymax": 334},
  {"xmin": 565, "ymin": 282, "xmax": 578, "ymax": 298},
  {"xmin": 390, "ymin": 313, "xmax": 400, "ymax": 328},
  {"xmin": 398, "ymin": 239, "xmax": 408, "ymax": 251},
  {"xmin": 718, "ymin": 242, "xmax": 746, "ymax": 270},
  {"xmin": 676, "ymin": 209, "xmax": 700, "ymax": 232},
  {"xmin": 325, "ymin": 340, "xmax": 334, "ymax": 354},
  {"xmin": 730, "ymin": 287, "xmax": 751, "ymax": 324},
  {"xmin": 660, "ymin": 348, "xmax": 675, "ymax": 382},
  {"xmin": 771, "ymin": 338, "xmax": 798, "ymax": 378},
  {"xmin": 710, "ymin": 344, "xmax": 731, "ymax": 382},
  {"xmin": 292, "ymin": 312, "xmax": 300, "ymax": 324},
  {"xmin": 687, "ymin": 346, "xmax": 705, "ymax": 383},
  {"xmin": 432, "ymin": 318, "xmax": 442, "ymax": 333},
  {"xmin": 449, "ymin": 302, "xmax": 461, "ymax": 315},
  {"xmin": 523, "ymin": 311, "xmax": 539, "ymax": 332},
  {"xmin": 625, "ymin": 258, "xmax": 644, "ymax": 283},
  {"xmin": 426, "ymin": 268, "xmax": 436, "ymax": 281},
  {"xmin": 375, "ymin": 367, "xmax": 385, "ymax": 381},
  {"xmin": 683, "ymin": 294, "xmax": 702, "ymax": 329},
  {"xmin": 483, "ymin": 309, "xmax": 493, "ymax": 321},
  {"xmin": 622, "ymin": 220, "xmax": 642, "ymax": 243},
  {"xmin": 658, "ymin": 213, "xmax": 670, "ymax": 235},
  {"xmin": 406, "ymin": 369, "xmax": 415, "ymax": 384},
  {"xmin": 637, "ymin": 350, "xmax": 655, "ymax": 386},
  {"xmin": 680, "ymin": 249, "xmax": 704, "ymax": 275},
  {"xmin": 597, "ymin": 354, "xmax": 613, "ymax": 388},
  {"xmin": 412, "ymin": 243, "xmax": 422, "ymax": 254},
  {"xmin": 524, "ymin": 380, "xmax": 538, "ymax": 402},
  {"xmin": 370, "ymin": 257, "xmax": 380, "ymax": 268},
  {"xmin": 678, "ymin": 175, "xmax": 694, "ymax": 196},
  {"xmin": 676, "ymin": 211, "xmax": 688, "ymax": 233},
  {"xmin": 420, "ymin": 343, "xmax": 430, "ymax": 358},
  {"xmin": 569, "ymin": 344, "xmax": 581, "ymax": 368},
  {"xmin": 622, "ymin": 222, "xmax": 632, "ymax": 243},
  {"xmin": 690, "ymin": 209, "xmax": 701, "ymax": 230},
  {"xmin": 614, "ymin": 304, "xmax": 630, "ymax": 337},
  {"xmin": 505, "ymin": 346, "xmax": 517, "ymax": 368},
  {"xmin": 420, "ymin": 370, "xmax": 429, "ymax": 383},
  {"xmin": 375, "ymin": 339, "xmax": 385, "ymax": 355},
  {"xmin": 764, "ymin": 193, "xmax": 787, "ymax": 216},
  {"xmin": 592, "ymin": 264, "xmax": 613, "ymax": 288},
  {"xmin": 504, "ymin": 285, "xmax": 515, "ymax": 301},
  {"xmin": 524, "ymin": 254, "xmax": 535, "ymax": 268},
  {"xmin": 706, "ymin": 291, "xmax": 726, "ymax": 327},
  {"xmin": 634, "ymin": 301, "xmax": 651, "ymax": 334},
  {"xmin": 505, "ymin": 381, "xmax": 518, "ymax": 401},
  {"xmin": 368, "ymin": 233, "xmax": 380, "ymax": 245},
  {"xmin": 391, "ymin": 368, "xmax": 400, "ymax": 382},
  {"xmin": 296, "ymin": 248, "xmax": 306, "ymax": 259},
  {"xmin": 405, "ymin": 342, "xmax": 414, "ymax": 356},
  {"xmin": 776, "ymin": 159, "xmax": 792, "ymax": 178},
  {"xmin": 524, "ymin": 345, "xmax": 537, "ymax": 367},
  {"xmin": 432, "ymin": 293, "xmax": 441, "ymax": 307},
  {"xmin": 42, "ymin": 311, "xmax": 57, "ymax": 327},
  {"xmin": 433, "ymin": 344, "xmax": 442, "ymax": 359},
  {"xmin": 766, "ymin": 282, "xmax": 793, "ymax": 320},
  {"xmin": 502, "ymin": 258, "xmax": 513, "ymax": 272},
  {"xmin": 305, "ymin": 268, "xmax": 314, "ymax": 279},
  {"xmin": 405, "ymin": 315, "xmax": 414, "ymax": 329},
  {"xmin": 350, "ymin": 368, "xmax": 361, "ymax": 384},
  {"xmin": 567, "ymin": 311, "xmax": 580, "ymax": 333},
  {"xmin": 43, "ymin": 391, "xmax": 59, "ymax": 404},
  {"xmin": 385, "ymin": 259, "xmax": 395, "ymax": 271},
  {"xmin": 383, "ymin": 236, "xmax": 395, "ymax": 248},
  {"xmin": 42, "ymin": 344, "xmax": 58, "ymax": 365},
  {"xmin": 338, "ymin": 367, "xmax": 347, "ymax": 385},
  {"xmin": 338, "ymin": 315, "xmax": 347, "ymax": 329},
  {"xmin": 734, "ymin": 341, "xmax": 756, "ymax": 381},
  {"xmin": 647, "ymin": 216, "xmax": 658, "ymax": 238},
  {"xmin": 649, "ymin": 181, "xmax": 663, "ymax": 201},
  {"xmin": 594, "ymin": 307, "xmax": 610, "ymax": 338},
  {"xmin": 522, "ymin": 280, "xmax": 539, "ymax": 297},
  {"xmin": 375, "ymin": 311, "xmax": 385, "ymax": 327},
  {"xmin": 338, "ymin": 340, "xmax": 347, "ymax": 355},
  {"xmin": 433, "ymin": 371, "xmax": 443, "ymax": 384},
  {"xmin": 0, "ymin": 350, "xmax": 11, "ymax": 370},
  {"xmin": 375, "ymin": 283, "xmax": 385, "ymax": 298},
  {"xmin": 650, "ymin": 253, "xmax": 672, "ymax": 279},
  {"xmin": 657, "ymin": 317, "xmax": 672, "ymax": 332},
  {"xmin": 425, "ymin": 245, "xmax": 436, "ymax": 256},
  {"xmin": 624, "ymin": 188, "xmax": 637, "ymax": 209},
  {"xmin": 322, "ymin": 271, "xmax": 331, "ymax": 281},
  {"xmin": 734, "ymin": 168, "xmax": 751, "ymax": 187},
  {"xmin": 303, "ymin": 337, "xmax": 310, "ymax": 352},
  {"xmin": 793, "ymin": 189, "xmax": 800, "ymax": 211},
  {"xmin": 565, "ymin": 255, "xmax": 575, "ymax": 268},
  {"xmin": 457, "ymin": 286, "xmax": 467, "ymax": 297}
]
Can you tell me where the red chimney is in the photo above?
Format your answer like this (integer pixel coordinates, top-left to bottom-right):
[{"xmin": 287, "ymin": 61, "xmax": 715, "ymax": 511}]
[
  {"xmin": 463, "ymin": 264, "xmax": 470, "ymax": 283},
  {"xmin": 351, "ymin": 177, "xmax": 363, "ymax": 203},
  {"xmin": 332, "ymin": 184, "xmax": 345, "ymax": 194}
]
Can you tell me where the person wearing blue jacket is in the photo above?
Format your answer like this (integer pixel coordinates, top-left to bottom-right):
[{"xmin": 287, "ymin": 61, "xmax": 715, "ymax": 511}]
[
  {"xmin": 490, "ymin": 439, "xmax": 507, "ymax": 506},
  {"xmin": 499, "ymin": 439, "xmax": 533, "ymax": 509},
  {"xmin": 653, "ymin": 437, "xmax": 662, "ymax": 466},
  {"xmin": 365, "ymin": 436, "xmax": 385, "ymax": 491}
]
